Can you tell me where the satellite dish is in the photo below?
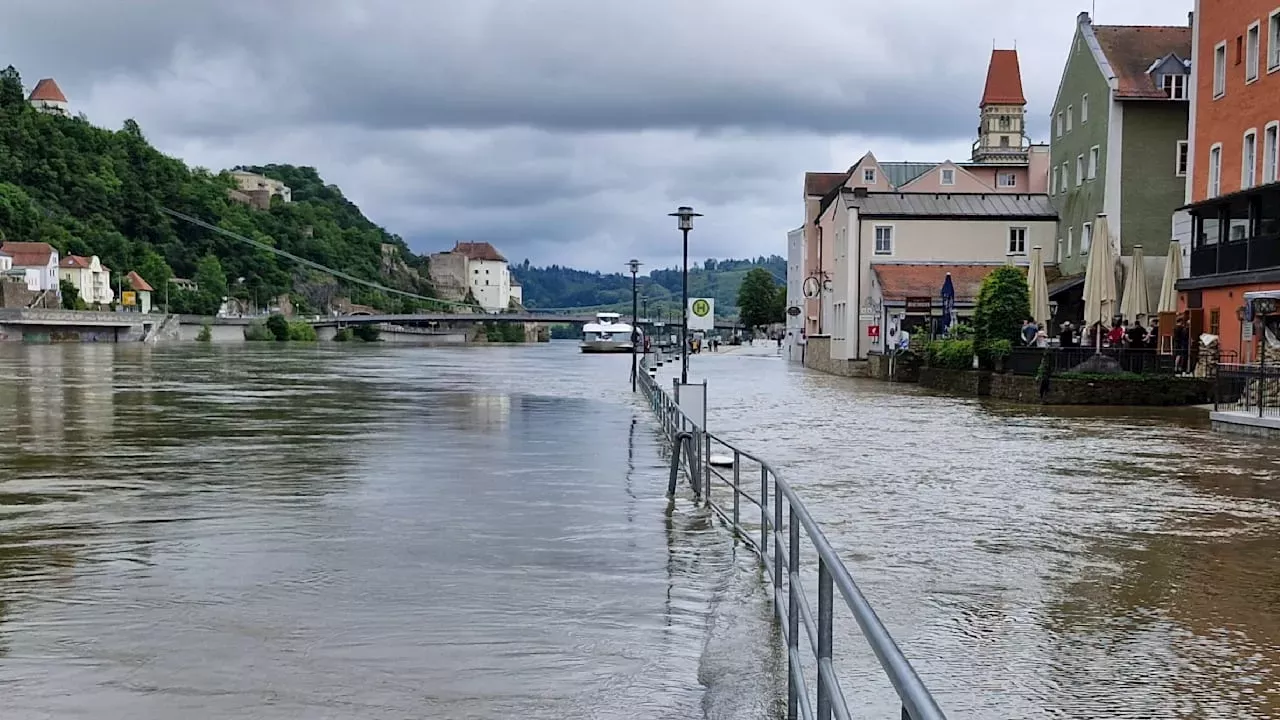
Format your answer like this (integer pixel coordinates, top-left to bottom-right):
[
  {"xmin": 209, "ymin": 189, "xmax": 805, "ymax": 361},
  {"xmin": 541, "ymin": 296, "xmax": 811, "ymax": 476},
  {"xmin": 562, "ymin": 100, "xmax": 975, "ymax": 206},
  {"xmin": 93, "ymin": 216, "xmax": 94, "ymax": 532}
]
[{"xmin": 802, "ymin": 277, "xmax": 821, "ymax": 298}]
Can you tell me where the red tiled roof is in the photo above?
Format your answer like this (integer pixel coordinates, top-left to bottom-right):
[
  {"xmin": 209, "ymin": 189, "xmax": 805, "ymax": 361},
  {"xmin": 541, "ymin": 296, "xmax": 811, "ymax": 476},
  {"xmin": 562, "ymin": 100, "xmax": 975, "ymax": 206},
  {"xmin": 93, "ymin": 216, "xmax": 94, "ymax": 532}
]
[
  {"xmin": 804, "ymin": 172, "xmax": 848, "ymax": 197},
  {"xmin": 1093, "ymin": 26, "xmax": 1192, "ymax": 100},
  {"xmin": 28, "ymin": 78, "xmax": 67, "ymax": 103},
  {"xmin": 126, "ymin": 271, "xmax": 153, "ymax": 292},
  {"xmin": 1, "ymin": 242, "xmax": 56, "ymax": 268},
  {"xmin": 874, "ymin": 264, "xmax": 1003, "ymax": 301},
  {"xmin": 453, "ymin": 241, "xmax": 506, "ymax": 263},
  {"xmin": 60, "ymin": 255, "xmax": 91, "ymax": 269},
  {"xmin": 980, "ymin": 50, "xmax": 1026, "ymax": 106}
]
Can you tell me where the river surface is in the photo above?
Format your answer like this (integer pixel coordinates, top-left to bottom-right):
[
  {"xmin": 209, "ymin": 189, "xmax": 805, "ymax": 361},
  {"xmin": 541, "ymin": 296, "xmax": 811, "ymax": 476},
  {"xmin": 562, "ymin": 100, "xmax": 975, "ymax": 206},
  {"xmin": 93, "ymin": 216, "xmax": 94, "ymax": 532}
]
[{"xmin": 2, "ymin": 342, "xmax": 1279, "ymax": 719}]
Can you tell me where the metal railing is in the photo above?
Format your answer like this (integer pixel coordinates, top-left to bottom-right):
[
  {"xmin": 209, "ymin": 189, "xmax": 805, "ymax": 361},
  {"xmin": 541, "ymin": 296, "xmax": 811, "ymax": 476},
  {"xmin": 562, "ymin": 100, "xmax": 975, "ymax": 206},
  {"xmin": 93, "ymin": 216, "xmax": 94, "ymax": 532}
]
[
  {"xmin": 1214, "ymin": 362, "xmax": 1280, "ymax": 417},
  {"xmin": 1006, "ymin": 346, "xmax": 1175, "ymax": 376},
  {"xmin": 636, "ymin": 362, "xmax": 947, "ymax": 720}
]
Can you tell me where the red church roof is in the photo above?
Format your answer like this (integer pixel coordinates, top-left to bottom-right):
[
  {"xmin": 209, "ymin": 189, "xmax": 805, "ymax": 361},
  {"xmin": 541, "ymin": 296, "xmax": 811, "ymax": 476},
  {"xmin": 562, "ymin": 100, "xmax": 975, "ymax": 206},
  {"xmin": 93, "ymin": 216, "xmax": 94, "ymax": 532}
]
[
  {"xmin": 28, "ymin": 78, "xmax": 67, "ymax": 104},
  {"xmin": 980, "ymin": 50, "xmax": 1026, "ymax": 106}
]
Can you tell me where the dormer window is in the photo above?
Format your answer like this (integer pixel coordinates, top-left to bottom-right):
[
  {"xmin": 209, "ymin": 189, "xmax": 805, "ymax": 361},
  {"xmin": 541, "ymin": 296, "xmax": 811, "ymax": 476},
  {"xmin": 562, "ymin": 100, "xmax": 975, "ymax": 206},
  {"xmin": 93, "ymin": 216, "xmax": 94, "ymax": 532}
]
[
  {"xmin": 862, "ymin": 168, "xmax": 877, "ymax": 184},
  {"xmin": 1162, "ymin": 73, "xmax": 1188, "ymax": 100},
  {"xmin": 940, "ymin": 168, "xmax": 956, "ymax": 186}
]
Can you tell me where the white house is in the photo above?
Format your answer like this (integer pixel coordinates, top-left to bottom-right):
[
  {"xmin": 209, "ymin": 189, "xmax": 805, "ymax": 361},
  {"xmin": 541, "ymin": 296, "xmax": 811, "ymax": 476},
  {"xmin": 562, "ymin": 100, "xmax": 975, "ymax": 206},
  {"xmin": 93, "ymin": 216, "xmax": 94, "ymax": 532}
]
[
  {"xmin": 124, "ymin": 271, "xmax": 153, "ymax": 313},
  {"xmin": 59, "ymin": 255, "xmax": 114, "ymax": 305},
  {"xmin": 230, "ymin": 170, "xmax": 292, "ymax": 203},
  {"xmin": 27, "ymin": 78, "xmax": 69, "ymax": 116},
  {"xmin": 816, "ymin": 187, "xmax": 1058, "ymax": 361},
  {"xmin": 784, "ymin": 226, "xmax": 806, "ymax": 362},
  {"xmin": 453, "ymin": 242, "xmax": 520, "ymax": 312},
  {"xmin": 2, "ymin": 242, "xmax": 60, "ymax": 293}
]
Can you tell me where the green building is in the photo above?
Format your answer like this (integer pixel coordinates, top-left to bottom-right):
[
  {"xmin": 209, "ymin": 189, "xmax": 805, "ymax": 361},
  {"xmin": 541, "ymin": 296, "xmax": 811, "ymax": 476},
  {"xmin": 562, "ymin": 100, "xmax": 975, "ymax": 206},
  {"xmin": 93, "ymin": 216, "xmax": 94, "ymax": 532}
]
[{"xmin": 1049, "ymin": 12, "xmax": 1192, "ymax": 277}]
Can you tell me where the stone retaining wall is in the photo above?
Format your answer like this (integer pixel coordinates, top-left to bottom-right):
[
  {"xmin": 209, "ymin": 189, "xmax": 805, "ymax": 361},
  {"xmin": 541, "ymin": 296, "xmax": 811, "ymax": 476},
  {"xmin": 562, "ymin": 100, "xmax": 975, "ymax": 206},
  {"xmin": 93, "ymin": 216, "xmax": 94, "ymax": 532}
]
[
  {"xmin": 991, "ymin": 373, "xmax": 1213, "ymax": 405},
  {"xmin": 917, "ymin": 367, "xmax": 991, "ymax": 396},
  {"xmin": 803, "ymin": 336, "xmax": 869, "ymax": 378}
]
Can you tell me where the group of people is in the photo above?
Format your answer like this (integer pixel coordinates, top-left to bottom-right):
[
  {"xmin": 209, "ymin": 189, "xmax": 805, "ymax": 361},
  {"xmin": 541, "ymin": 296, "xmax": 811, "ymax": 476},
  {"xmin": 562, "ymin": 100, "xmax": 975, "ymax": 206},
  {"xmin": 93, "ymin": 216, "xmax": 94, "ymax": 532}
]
[{"xmin": 1022, "ymin": 317, "xmax": 1162, "ymax": 350}]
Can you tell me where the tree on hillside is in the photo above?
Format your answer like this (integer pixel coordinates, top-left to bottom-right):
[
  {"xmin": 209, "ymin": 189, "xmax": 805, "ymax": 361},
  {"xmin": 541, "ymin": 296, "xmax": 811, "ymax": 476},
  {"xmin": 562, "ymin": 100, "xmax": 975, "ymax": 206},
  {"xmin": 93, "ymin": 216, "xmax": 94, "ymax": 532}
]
[{"xmin": 737, "ymin": 268, "xmax": 784, "ymax": 329}]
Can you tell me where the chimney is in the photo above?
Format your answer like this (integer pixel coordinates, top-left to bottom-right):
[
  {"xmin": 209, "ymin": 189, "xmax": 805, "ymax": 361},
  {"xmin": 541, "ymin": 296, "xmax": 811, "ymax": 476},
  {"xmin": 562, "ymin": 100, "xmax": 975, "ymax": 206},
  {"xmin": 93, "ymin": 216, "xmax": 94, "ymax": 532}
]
[
  {"xmin": 1188, "ymin": 11, "xmax": 1194, "ymax": 28},
  {"xmin": 1078, "ymin": 11, "xmax": 1090, "ymax": 26}
]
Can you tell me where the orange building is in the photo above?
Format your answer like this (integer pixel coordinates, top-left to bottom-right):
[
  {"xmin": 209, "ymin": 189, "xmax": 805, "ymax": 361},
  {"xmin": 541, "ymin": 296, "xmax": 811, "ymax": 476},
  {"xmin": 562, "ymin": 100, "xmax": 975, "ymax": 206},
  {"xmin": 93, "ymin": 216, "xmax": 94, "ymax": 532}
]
[{"xmin": 1179, "ymin": 0, "xmax": 1280, "ymax": 360}]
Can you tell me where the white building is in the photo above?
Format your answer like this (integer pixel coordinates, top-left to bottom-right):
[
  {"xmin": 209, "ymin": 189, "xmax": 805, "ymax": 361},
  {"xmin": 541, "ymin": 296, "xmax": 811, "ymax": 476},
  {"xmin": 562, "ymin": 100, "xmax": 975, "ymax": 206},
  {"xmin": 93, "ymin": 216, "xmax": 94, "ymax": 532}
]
[
  {"xmin": 2, "ymin": 242, "xmax": 61, "ymax": 293},
  {"xmin": 230, "ymin": 170, "xmax": 292, "ymax": 203},
  {"xmin": 784, "ymin": 226, "xmax": 805, "ymax": 362},
  {"xmin": 27, "ymin": 78, "xmax": 69, "ymax": 116},
  {"xmin": 451, "ymin": 242, "xmax": 521, "ymax": 312},
  {"xmin": 816, "ymin": 188, "xmax": 1058, "ymax": 361},
  {"xmin": 59, "ymin": 255, "xmax": 114, "ymax": 305}
]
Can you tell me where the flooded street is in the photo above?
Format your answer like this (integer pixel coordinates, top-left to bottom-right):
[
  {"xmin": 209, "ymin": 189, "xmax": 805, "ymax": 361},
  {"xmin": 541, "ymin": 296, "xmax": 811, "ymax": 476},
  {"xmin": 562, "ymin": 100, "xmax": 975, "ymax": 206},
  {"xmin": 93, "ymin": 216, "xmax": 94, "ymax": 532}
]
[
  {"xmin": 677, "ymin": 346, "xmax": 1280, "ymax": 719},
  {"xmin": 3, "ymin": 341, "xmax": 1280, "ymax": 719},
  {"xmin": 0, "ymin": 343, "xmax": 780, "ymax": 720}
]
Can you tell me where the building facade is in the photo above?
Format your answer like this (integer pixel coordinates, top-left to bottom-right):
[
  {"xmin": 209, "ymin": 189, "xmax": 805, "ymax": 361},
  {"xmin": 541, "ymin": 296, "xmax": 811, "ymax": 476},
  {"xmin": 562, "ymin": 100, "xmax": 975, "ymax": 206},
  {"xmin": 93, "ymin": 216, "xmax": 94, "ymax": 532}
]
[
  {"xmin": 2, "ymin": 242, "xmax": 60, "ymax": 293},
  {"xmin": 59, "ymin": 255, "xmax": 114, "ymax": 305},
  {"xmin": 1050, "ymin": 12, "xmax": 1193, "ymax": 276},
  {"xmin": 784, "ymin": 226, "xmax": 805, "ymax": 362},
  {"xmin": 1177, "ymin": 0, "xmax": 1280, "ymax": 361},
  {"xmin": 430, "ymin": 241, "xmax": 522, "ymax": 313},
  {"xmin": 230, "ymin": 171, "xmax": 292, "ymax": 204},
  {"xmin": 125, "ymin": 271, "xmax": 154, "ymax": 313},
  {"xmin": 27, "ymin": 78, "xmax": 68, "ymax": 116}
]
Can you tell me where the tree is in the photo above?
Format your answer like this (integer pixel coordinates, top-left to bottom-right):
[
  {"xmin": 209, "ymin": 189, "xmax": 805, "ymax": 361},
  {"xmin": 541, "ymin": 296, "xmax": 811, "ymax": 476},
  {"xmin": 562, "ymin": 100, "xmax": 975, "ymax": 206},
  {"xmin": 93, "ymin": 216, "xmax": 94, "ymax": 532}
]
[
  {"xmin": 59, "ymin": 279, "xmax": 84, "ymax": 310},
  {"xmin": 266, "ymin": 314, "xmax": 289, "ymax": 341},
  {"xmin": 972, "ymin": 266, "xmax": 1030, "ymax": 362},
  {"xmin": 194, "ymin": 253, "xmax": 228, "ymax": 300},
  {"xmin": 737, "ymin": 267, "xmax": 783, "ymax": 329}
]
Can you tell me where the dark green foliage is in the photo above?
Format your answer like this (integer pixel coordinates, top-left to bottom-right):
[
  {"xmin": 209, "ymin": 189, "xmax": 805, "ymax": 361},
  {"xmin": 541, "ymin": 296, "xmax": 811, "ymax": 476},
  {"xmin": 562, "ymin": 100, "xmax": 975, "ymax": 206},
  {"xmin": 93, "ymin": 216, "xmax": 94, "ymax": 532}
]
[
  {"xmin": 737, "ymin": 267, "xmax": 784, "ymax": 328},
  {"xmin": 244, "ymin": 319, "xmax": 273, "ymax": 341},
  {"xmin": 352, "ymin": 324, "xmax": 380, "ymax": 342},
  {"xmin": 0, "ymin": 66, "xmax": 433, "ymax": 313},
  {"xmin": 925, "ymin": 339, "xmax": 974, "ymax": 370},
  {"xmin": 972, "ymin": 267, "xmax": 1029, "ymax": 366},
  {"xmin": 196, "ymin": 323, "xmax": 212, "ymax": 342},
  {"xmin": 483, "ymin": 321, "xmax": 525, "ymax": 343},
  {"xmin": 58, "ymin": 279, "xmax": 84, "ymax": 310},
  {"xmin": 265, "ymin": 314, "xmax": 289, "ymax": 341},
  {"xmin": 511, "ymin": 256, "xmax": 785, "ymax": 316},
  {"xmin": 333, "ymin": 327, "xmax": 352, "ymax": 342},
  {"xmin": 548, "ymin": 324, "xmax": 578, "ymax": 339},
  {"xmin": 286, "ymin": 321, "xmax": 317, "ymax": 341}
]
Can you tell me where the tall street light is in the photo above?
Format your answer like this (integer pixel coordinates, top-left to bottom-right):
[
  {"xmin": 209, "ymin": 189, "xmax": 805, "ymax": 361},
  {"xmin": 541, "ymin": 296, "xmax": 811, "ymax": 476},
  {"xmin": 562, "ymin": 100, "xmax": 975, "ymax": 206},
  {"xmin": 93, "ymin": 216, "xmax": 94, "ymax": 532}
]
[
  {"xmin": 669, "ymin": 206, "xmax": 702, "ymax": 385},
  {"xmin": 628, "ymin": 258, "xmax": 642, "ymax": 392}
]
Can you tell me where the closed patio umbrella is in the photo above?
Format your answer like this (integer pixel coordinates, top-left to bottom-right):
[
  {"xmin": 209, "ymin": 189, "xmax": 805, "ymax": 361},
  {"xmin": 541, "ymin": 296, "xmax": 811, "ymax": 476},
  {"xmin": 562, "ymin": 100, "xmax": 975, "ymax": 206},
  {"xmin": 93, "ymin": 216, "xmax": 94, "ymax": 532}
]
[
  {"xmin": 1027, "ymin": 245, "xmax": 1050, "ymax": 329},
  {"xmin": 940, "ymin": 272, "xmax": 956, "ymax": 334},
  {"xmin": 1119, "ymin": 244, "xmax": 1150, "ymax": 321},
  {"xmin": 1082, "ymin": 213, "xmax": 1118, "ymax": 353},
  {"xmin": 1158, "ymin": 242, "xmax": 1182, "ymax": 313}
]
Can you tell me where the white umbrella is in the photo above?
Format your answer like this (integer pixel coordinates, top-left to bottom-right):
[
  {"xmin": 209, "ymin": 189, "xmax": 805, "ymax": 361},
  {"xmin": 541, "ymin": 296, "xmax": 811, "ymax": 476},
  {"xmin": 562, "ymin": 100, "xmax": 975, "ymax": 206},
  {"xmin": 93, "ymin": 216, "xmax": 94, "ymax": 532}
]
[
  {"xmin": 1119, "ymin": 244, "xmax": 1150, "ymax": 321},
  {"xmin": 1027, "ymin": 245, "xmax": 1050, "ymax": 329},
  {"xmin": 1158, "ymin": 241, "xmax": 1182, "ymax": 313},
  {"xmin": 1082, "ymin": 213, "xmax": 1118, "ymax": 352}
]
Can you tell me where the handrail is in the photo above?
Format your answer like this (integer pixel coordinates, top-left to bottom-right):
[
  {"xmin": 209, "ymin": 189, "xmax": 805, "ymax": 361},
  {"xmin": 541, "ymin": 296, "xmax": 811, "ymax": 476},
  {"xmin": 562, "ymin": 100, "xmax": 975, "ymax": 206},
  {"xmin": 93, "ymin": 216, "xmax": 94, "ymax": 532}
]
[{"xmin": 636, "ymin": 359, "xmax": 947, "ymax": 720}]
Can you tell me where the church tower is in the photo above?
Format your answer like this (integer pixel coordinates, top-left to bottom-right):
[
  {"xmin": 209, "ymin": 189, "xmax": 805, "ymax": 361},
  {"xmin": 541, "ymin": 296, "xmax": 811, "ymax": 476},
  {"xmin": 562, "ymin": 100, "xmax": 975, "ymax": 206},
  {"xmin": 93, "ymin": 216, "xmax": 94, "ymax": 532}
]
[{"xmin": 971, "ymin": 49, "xmax": 1029, "ymax": 164}]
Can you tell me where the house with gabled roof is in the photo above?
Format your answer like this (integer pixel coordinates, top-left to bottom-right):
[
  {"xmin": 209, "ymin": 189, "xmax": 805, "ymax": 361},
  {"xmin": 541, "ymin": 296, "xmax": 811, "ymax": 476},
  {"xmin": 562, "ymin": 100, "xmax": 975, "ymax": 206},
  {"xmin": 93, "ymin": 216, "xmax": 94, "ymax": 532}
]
[
  {"xmin": 1049, "ymin": 12, "xmax": 1193, "ymax": 279},
  {"xmin": 2, "ymin": 242, "xmax": 60, "ymax": 293},
  {"xmin": 428, "ymin": 241, "xmax": 521, "ymax": 312},
  {"xmin": 59, "ymin": 255, "xmax": 113, "ymax": 306},
  {"xmin": 27, "ymin": 78, "xmax": 69, "ymax": 116}
]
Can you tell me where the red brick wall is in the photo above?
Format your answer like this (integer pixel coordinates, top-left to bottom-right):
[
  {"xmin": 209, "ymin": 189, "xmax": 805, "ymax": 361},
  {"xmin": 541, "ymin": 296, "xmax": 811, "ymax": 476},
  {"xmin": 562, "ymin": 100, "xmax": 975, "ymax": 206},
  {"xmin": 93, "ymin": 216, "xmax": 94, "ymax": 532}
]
[{"xmin": 1192, "ymin": 0, "xmax": 1280, "ymax": 202}]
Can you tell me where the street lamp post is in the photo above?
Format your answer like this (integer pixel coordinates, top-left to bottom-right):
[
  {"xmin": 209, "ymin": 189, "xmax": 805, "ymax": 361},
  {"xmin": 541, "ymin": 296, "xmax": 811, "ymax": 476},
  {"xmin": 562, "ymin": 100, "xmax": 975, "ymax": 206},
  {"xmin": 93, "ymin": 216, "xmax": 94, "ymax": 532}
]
[
  {"xmin": 628, "ymin": 258, "xmax": 642, "ymax": 392},
  {"xmin": 669, "ymin": 206, "xmax": 702, "ymax": 385}
]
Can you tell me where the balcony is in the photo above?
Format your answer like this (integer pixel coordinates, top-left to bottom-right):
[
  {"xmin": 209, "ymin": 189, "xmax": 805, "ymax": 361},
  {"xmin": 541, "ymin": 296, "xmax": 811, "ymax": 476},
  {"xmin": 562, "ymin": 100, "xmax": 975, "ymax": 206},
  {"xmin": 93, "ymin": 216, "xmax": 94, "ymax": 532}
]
[{"xmin": 1187, "ymin": 183, "xmax": 1280, "ymax": 279}]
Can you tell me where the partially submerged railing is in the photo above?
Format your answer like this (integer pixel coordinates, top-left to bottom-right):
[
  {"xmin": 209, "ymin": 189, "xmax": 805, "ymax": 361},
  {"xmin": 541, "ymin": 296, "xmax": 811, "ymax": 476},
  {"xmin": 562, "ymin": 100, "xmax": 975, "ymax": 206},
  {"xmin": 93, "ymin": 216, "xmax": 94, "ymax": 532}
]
[{"xmin": 637, "ymin": 360, "xmax": 947, "ymax": 720}]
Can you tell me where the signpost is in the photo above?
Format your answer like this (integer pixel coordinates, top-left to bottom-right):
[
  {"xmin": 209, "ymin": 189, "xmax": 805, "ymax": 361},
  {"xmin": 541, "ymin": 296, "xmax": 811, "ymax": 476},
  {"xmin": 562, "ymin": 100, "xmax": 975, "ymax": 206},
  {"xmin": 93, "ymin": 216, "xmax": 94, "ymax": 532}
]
[
  {"xmin": 688, "ymin": 297, "xmax": 714, "ymax": 331},
  {"xmin": 868, "ymin": 324, "xmax": 880, "ymax": 339},
  {"xmin": 121, "ymin": 291, "xmax": 137, "ymax": 307},
  {"xmin": 905, "ymin": 296, "xmax": 932, "ymax": 313}
]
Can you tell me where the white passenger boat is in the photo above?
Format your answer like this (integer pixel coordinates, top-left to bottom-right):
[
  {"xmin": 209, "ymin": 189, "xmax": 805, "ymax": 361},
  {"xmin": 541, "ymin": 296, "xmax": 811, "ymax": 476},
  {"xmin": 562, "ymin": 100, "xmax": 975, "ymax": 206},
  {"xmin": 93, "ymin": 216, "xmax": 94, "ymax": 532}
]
[{"xmin": 580, "ymin": 312, "xmax": 636, "ymax": 353}]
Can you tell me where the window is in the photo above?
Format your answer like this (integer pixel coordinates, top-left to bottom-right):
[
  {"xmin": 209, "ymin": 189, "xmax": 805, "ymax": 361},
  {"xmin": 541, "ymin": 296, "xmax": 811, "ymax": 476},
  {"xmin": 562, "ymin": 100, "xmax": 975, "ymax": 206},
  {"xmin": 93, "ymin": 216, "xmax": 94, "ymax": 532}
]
[
  {"xmin": 998, "ymin": 172, "xmax": 1017, "ymax": 188},
  {"xmin": 1208, "ymin": 143, "xmax": 1223, "ymax": 197},
  {"xmin": 1248, "ymin": 22, "xmax": 1261, "ymax": 82},
  {"xmin": 1066, "ymin": 105, "xmax": 1074, "ymax": 132},
  {"xmin": 1244, "ymin": 129, "xmax": 1258, "ymax": 189},
  {"xmin": 1062, "ymin": 162, "xmax": 1070, "ymax": 189},
  {"xmin": 473, "ymin": 269, "xmax": 479, "ymax": 274},
  {"xmin": 1088, "ymin": 146, "xmax": 1099, "ymax": 180},
  {"xmin": 873, "ymin": 225, "xmax": 893, "ymax": 255},
  {"xmin": 1162, "ymin": 73, "xmax": 1188, "ymax": 100},
  {"xmin": 1176, "ymin": 140, "xmax": 1189, "ymax": 177},
  {"xmin": 1076, "ymin": 154, "xmax": 1085, "ymax": 186},
  {"xmin": 1264, "ymin": 122, "xmax": 1279, "ymax": 185},
  {"xmin": 1051, "ymin": 166, "xmax": 1058, "ymax": 195},
  {"xmin": 1209, "ymin": 308, "xmax": 1221, "ymax": 336},
  {"xmin": 1000, "ymin": 135, "xmax": 1010, "ymax": 148},
  {"xmin": 1214, "ymin": 41, "xmax": 1227, "ymax": 97},
  {"xmin": 1057, "ymin": 237, "xmax": 1064, "ymax": 263},
  {"xmin": 999, "ymin": 116, "xmax": 1011, "ymax": 131},
  {"xmin": 1056, "ymin": 112, "xmax": 1064, "ymax": 138},
  {"xmin": 940, "ymin": 168, "xmax": 955, "ymax": 186},
  {"xmin": 863, "ymin": 168, "xmax": 877, "ymax": 184},
  {"xmin": 1271, "ymin": 9, "xmax": 1280, "ymax": 72},
  {"xmin": 1081, "ymin": 94, "xmax": 1089, "ymax": 123},
  {"xmin": 1008, "ymin": 227, "xmax": 1028, "ymax": 255},
  {"xmin": 1067, "ymin": 227, "xmax": 1075, "ymax": 257},
  {"xmin": 1082, "ymin": 222, "xmax": 1093, "ymax": 254}
]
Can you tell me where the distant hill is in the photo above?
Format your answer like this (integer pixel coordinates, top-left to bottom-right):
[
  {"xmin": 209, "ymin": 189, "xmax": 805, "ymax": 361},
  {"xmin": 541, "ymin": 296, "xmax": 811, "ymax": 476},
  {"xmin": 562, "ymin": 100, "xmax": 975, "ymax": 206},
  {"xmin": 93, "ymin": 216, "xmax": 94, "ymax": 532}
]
[{"xmin": 511, "ymin": 256, "xmax": 786, "ymax": 319}]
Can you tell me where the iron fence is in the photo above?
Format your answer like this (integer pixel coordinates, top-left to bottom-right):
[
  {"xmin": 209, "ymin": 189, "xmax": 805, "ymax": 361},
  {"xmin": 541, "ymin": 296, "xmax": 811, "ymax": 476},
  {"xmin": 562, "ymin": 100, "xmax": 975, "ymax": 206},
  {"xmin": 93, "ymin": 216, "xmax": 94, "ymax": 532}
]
[
  {"xmin": 1214, "ymin": 362, "xmax": 1280, "ymax": 417},
  {"xmin": 1006, "ymin": 347, "xmax": 1176, "ymax": 376},
  {"xmin": 637, "ymin": 363, "xmax": 946, "ymax": 720}
]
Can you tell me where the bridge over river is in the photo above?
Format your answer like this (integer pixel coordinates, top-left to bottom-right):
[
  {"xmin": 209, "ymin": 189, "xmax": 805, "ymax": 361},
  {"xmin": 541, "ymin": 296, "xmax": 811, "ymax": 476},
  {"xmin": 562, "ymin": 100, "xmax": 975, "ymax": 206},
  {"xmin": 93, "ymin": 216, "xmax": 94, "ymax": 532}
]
[{"xmin": 0, "ymin": 342, "xmax": 1277, "ymax": 718}]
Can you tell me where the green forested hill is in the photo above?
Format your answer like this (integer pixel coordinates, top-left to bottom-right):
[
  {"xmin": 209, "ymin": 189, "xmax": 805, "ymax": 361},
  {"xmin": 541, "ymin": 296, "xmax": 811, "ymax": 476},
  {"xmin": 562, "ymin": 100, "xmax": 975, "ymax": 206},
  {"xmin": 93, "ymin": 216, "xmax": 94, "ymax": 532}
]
[
  {"xmin": 512, "ymin": 256, "xmax": 786, "ymax": 318},
  {"xmin": 0, "ymin": 66, "xmax": 433, "ymax": 314}
]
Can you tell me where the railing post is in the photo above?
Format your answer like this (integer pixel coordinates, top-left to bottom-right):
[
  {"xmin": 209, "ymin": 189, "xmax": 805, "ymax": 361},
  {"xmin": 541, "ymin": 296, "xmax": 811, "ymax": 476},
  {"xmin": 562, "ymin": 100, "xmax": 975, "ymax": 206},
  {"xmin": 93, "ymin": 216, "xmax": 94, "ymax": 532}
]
[
  {"xmin": 787, "ymin": 506, "xmax": 801, "ymax": 720},
  {"xmin": 732, "ymin": 450, "xmax": 741, "ymax": 530},
  {"xmin": 760, "ymin": 466, "xmax": 769, "ymax": 558},
  {"xmin": 773, "ymin": 483, "xmax": 783, "ymax": 595},
  {"xmin": 703, "ymin": 432, "xmax": 711, "ymax": 507},
  {"xmin": 817, "ymin": 559, "xmax": 833, "ymax": 720}
]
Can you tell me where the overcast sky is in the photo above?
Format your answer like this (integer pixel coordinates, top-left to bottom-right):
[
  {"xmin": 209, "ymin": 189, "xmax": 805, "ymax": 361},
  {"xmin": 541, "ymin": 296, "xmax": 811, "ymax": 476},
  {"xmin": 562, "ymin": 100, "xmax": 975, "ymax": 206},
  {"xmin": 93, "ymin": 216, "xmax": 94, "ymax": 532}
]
[{"xmin": 2, "ymin": 0, "xmax": 1192, "ymax": 272}]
